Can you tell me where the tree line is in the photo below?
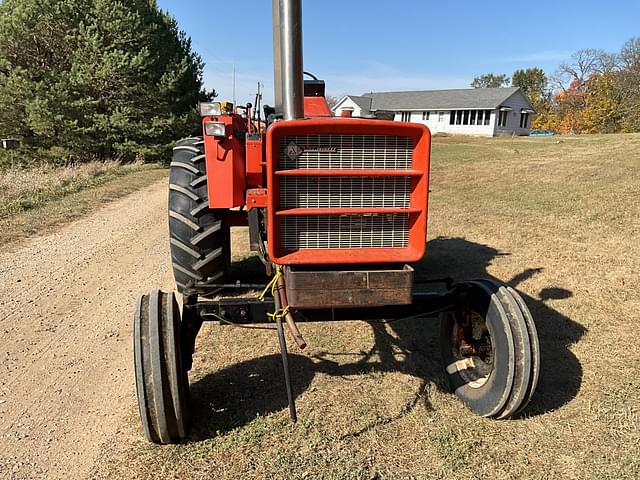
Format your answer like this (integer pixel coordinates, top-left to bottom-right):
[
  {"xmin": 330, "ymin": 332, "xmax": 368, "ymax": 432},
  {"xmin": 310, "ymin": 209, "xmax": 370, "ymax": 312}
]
[
  {"xmin": 471, "ymin": 37, "xmax": 640, "ymax": 134},
  {"xmin": 0, "ymin": 0, "xmax": 212, "ymax": 163}
]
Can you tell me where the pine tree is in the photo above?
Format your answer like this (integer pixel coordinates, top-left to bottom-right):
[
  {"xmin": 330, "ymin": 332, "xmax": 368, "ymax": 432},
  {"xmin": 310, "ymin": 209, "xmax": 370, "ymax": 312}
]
[{"xmin": 0, "ymin": 0, "xmax": 210, "ymax": 162}]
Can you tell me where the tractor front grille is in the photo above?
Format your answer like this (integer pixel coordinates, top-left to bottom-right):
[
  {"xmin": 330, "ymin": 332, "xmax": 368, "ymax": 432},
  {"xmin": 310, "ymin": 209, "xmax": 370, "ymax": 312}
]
[
  {"xmin": 281, "ymin": 214, "xmax": 409, "ymax": 249},
  {"xmin": 268, "ymin": 122, "xmax": 430, "ymax": 264},
  {"xmin": 280, "ymin": 176, "xmax": 411, "ymax": 209}
]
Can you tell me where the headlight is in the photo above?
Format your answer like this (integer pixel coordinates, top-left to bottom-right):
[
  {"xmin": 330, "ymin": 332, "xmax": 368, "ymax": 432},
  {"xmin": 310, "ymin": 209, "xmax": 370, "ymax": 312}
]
[
  {"xmin": 199, "ymin": 102, "xmax": 222, "ymax": 116},
  {"xmin": 204, "ymin": 121, "xmax": 226, "ymax": 137}
]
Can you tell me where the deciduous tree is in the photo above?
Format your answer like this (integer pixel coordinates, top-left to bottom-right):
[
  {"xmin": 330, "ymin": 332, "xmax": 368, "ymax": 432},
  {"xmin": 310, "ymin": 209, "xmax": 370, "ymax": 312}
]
[
  {"xmin": 581, "ymin": 72, "xmax": 623, "ymax": 133},
  {"xmin": 470, "ymin": 73, "xmax": 510, "ymax": 89},
  {"xmin": 618, "ymin": 37, "xmax": 640, "ymax": 131},
  {"xmin": 553, "ymin": 48, "xmax": 618, "ymax": 93},
  {"xmin": 512, "ymin": 68, "xmax": 550, "ymax": 107}
]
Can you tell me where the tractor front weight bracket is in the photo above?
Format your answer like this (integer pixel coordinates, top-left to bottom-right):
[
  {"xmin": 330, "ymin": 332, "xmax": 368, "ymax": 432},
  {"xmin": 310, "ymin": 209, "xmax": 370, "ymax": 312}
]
[{"xmin": 193, "ymin": 290, "xmax": 458, "ymax": 326}]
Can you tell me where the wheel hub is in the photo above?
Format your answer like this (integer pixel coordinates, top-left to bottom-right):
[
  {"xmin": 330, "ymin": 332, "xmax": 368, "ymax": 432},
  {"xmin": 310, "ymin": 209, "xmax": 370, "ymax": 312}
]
[{"xmin": 452, "ymin": 310, "xmax": 494, "ymax": 388}]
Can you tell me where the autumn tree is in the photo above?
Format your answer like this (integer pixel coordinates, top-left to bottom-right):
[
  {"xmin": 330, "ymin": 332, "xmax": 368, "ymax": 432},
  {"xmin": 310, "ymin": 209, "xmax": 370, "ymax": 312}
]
[
  {"xmin": 581, "ymin": 72, "xmax": 623, "ymax": 133},
  {"xmin": 553, "ymin": 48, "xmax": 618, "ymax": 93},
  {"xmin": 547, "ymin": 49, "xmax": 619, "ymax": 134},
  {"xmin": 469, "ymin": 39, "xmax": 640, "ymax": 134}
]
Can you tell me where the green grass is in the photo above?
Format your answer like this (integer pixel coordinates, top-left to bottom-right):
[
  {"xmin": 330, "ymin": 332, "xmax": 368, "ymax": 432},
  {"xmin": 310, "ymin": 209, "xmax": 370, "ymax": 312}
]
[
  {"xmin": 93, "ymin": 133, "xmax": 640, "ymax": 480},
  {"xmin": 429, "ymin": 427, "xmax": 478, "ymax": 471}
]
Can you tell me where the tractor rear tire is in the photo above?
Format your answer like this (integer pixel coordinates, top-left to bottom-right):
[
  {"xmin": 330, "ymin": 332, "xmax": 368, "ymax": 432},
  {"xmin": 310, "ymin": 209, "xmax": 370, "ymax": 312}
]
[
  {"xmin": 440, "ymin": 280, "xmax": 539, "ymax": 419},
  {"xmin": 134, "ymin": 290, "xmax": 190, "ymax": 444},
  {"xmin": 169, "ymin": 137, "xmax": 230, "ymax": 295}
]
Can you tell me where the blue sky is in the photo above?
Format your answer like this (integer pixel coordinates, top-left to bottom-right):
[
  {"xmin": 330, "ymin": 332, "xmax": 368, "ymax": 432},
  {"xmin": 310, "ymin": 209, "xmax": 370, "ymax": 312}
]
[{"xmin": 157, "ymin": 0, "xmax": 639, "ymax": 106}]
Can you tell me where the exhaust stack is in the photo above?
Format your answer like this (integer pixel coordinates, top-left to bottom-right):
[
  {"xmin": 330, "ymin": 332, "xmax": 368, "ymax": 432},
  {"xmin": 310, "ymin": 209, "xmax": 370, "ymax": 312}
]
[{"xmin": 273, "ymin": 0, "xmax": 304, "ymax": 120}]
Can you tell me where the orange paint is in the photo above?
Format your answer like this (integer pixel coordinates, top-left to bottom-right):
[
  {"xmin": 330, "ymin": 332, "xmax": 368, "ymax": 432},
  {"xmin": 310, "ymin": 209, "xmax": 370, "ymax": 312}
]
[
  {"xmin": 303, "ymin": 96, "xmax": 332, "ymax": 117},
  {"xmin": 246, "ymin": 188, "xmax": 268, "ymax": 210},
  {"xmin": 265, "ymin": 117, "xmax": 431, "ymax": 265},
  {"xmin": 245, "ymin": 137, "xmax": 264, "ymax": 187},
  {"xmin": 203, "ymin": 114, "xmax": 246, "ymax": 208}
]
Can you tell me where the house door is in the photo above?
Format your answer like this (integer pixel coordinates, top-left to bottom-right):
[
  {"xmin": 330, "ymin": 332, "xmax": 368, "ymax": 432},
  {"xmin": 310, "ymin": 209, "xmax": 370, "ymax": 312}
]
[{"xmin": 435, "ymin": 111, "xmax": 445, "ymax": 132}]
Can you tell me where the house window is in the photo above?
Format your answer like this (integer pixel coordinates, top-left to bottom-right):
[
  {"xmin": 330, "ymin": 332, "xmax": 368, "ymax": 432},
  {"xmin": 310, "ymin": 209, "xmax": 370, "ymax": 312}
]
[
  {"xmin": 520, "ymin": 112, "xmax": 529, "ymax": 128},
  {"xmin": 446, "ymin": 110, "xmax": 492, "ymax": 126},
  {"xmin": 498, "ymin": 110, "xmax": 508, "ymax": 127},
  {"xmin": 401, "ymin": 111, "xmax": 411, "ymax": 122},
  {"xmin": 438, "ymin": 111, "xmax": 444, "ymax": 122},
  {"xmin": 422, "ymin": 111, "xmax": 430, "ymax": 121}
]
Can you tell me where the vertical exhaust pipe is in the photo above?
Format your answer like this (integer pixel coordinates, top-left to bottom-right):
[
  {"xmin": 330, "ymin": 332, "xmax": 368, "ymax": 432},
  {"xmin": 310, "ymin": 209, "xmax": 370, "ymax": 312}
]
[
  {"xmin": 274, "ymin": 0, "xmax": 304, "ymax": 120},
  {"xmin": 271, "ymin": 0, "xmax": 282, "ymax": 114}
]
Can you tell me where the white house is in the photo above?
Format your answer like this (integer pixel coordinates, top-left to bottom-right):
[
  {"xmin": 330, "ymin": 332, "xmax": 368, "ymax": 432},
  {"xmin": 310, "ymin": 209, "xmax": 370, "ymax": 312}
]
[{"xmin": 333, "ymin": 87, "xmax": 536, "ymax": 136}]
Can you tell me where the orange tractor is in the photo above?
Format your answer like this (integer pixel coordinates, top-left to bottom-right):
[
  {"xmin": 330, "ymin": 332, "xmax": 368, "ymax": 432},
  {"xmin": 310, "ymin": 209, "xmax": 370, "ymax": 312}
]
[{"xmin": 134, "ymin": 0, "xmax": 540, "ymax": 444}]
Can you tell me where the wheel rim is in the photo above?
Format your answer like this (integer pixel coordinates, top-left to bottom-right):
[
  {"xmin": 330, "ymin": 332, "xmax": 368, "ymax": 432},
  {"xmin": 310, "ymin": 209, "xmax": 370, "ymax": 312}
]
[
  {"xmin": 441, "ymin": 280, "xmax": 539, "ymax": 419},
  {"xmin": 448, "ymin": 310, "xmax": 494, "ymax": 389}
]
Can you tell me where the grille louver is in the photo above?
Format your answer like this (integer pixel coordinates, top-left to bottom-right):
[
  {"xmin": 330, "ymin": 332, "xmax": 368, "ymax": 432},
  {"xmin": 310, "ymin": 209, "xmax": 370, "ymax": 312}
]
[
  {"xmin": 280, "ymin": 135, "xmax": 412, "ymax": 169},
  {"xmin": 281, "ymin": 214, "xmax": 409, "ymax": 249},
  {"xmin": 277, "ymin": 134, "xmax": 414, "ymax": 250},
  {"xmin": 280, "ymin": 176, "xmax": 411, "ymax": 209}
]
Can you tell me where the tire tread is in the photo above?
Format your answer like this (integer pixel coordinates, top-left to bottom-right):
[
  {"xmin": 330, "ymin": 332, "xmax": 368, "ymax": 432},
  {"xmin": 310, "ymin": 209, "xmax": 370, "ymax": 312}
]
[{"xmin": 168, "ymin": 137, "xmax": 229, "ymax": 295}]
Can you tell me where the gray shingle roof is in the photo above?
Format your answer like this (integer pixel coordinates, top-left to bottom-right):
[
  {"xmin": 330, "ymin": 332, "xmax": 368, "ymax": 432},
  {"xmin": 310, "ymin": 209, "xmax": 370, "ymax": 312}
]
[
  {"xmin": 345, "ymin": 95, "xmax": 372, "ymax": 111},
  {"xmin": 360, "ymin": 87, "xmax": 525, "ymax": 111}
]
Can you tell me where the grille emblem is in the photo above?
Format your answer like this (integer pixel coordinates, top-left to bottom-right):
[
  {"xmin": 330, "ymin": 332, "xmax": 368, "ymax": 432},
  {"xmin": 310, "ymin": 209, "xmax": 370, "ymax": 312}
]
[
  {"xmin": 286, "ymin": 141, "xmax": 303, "ymax": 160},
  {"xmin": 286, "ymin": 141, "xmax": 339, "ymax": 161}
]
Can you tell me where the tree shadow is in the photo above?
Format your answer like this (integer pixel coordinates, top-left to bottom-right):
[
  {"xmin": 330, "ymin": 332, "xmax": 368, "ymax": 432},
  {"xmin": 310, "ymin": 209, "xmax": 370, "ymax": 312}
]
[{"xmin": 188, "ymin": 236, "xmax": 585, "ymax": 439}]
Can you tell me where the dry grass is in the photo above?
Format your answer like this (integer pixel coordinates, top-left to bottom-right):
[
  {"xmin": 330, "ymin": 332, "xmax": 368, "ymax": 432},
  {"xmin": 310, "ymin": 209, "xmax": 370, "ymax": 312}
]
[
  {"xmin": 94, "ymin": 133, "xmax": 639, "ymax": 479},
  {"xmin": 1, "ymin": 161, "xmax": 143, "ymax": 218},
  {"xmin": 0, "ymin": 161, "xmax": 166, "ymax": 248}
]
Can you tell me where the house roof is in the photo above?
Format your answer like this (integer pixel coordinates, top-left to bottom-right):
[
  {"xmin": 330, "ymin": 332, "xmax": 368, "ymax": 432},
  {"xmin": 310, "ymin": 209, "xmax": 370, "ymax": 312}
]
[
  {"xmin": 340, "ymin": 95, "xmax": 372, "ymax": 111},
  {"xmin": 360, "ymin": 87, "xmax": 528, "ymax": 111}
]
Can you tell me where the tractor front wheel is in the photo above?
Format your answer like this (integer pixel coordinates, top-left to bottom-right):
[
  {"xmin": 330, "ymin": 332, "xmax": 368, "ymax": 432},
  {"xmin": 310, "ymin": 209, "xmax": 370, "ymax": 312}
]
[
  {"xmin": 134, "ymin": 290, "xmax": 190, "ymax": 444},
  {"xmin": 440, "ymin": 280, "xmax": 540, "ymax": 419}
]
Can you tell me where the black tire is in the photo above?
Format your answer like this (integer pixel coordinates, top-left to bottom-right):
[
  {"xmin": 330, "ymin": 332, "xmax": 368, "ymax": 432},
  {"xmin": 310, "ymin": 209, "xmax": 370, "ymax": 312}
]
[
  {"xmin": 440, "ymin": 280, "xmax": 538, "ymax": 419},
  {"xmin": 506, "ymin": 285, "xmax": 540, "ymax": 416},
  {"xmin": 134, "ymin": 290, "xmax": 190, "ymax": 444},
  {"xmin": 169, "ymin": 137, "xmax": 230, "ymax": 295}
]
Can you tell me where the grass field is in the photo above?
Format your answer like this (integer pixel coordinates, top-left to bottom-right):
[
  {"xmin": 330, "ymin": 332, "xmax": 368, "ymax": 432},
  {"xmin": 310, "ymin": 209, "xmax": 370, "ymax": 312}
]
[
  {"xmin": 95, "ymin": 133, "xmax": 639, "ymax": 479},
  {"xmin": 0, "ymin": 161, "xmax": 166, "ymax": 248}
]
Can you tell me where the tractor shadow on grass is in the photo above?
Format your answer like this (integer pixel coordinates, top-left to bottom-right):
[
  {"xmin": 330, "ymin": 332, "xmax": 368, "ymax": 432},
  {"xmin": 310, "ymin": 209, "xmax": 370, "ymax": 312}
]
[
  {"xmin": 187, "ymin": 353, "xmax": 316, "ymax": 441},
  {"xmin": 187, "ymin": 236, "xmax": 585, "ymax": 439},
  {"xmin": 227, "ymin": 254, "xmax": 270, "ymax": 283},
  {"xmin": 314, "ymin": 236, "xmax": 585, "ymax": 419},
  {"xmin": 371, "ymin": 236, "xmax": 586, "ymax": 418}
]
